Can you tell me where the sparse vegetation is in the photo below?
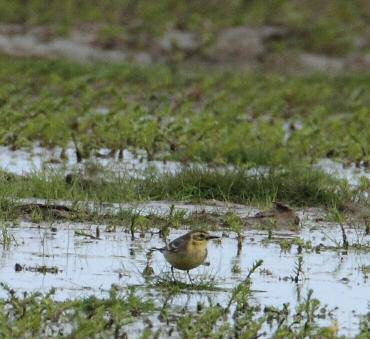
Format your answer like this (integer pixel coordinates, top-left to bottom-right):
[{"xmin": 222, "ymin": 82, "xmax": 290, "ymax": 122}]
[
  {"xmin": 1, "ymin": 0, "xmax": 370, "ymax": 55},
  {"xmin": 0, "ymin": 164, "xmax": 363, "ymax": 212},
  {"xmin": 0, "ymin": 56, "xmax": 369, "ymax": 166},
  {"xmin": 0, "ymin": 223, "xmax": 14, "ymax": 248},
  {"xmin": 1, "ymin": 264, "xmax": 364, "ymax": 338},
  {"xmin": 0, "ymin": 283, "xmax": 155, "ymax": 338},
  {"xmin": 0, "ymin": 2, "xmax": 369, "ymax": 337}
]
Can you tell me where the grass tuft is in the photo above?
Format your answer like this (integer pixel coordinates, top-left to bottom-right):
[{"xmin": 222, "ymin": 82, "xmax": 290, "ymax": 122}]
[{"xmin": 0, "ymin": 165, "xmax": 359, "ymax": 210}]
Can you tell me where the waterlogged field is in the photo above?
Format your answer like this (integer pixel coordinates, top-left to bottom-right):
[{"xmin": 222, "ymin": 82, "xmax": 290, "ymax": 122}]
[
  {"xmin": 0, "ymin": 52, "xmax": 369, "ymax": 337},
  {"xmin": 0, "ymin": 202, "xmax": 369, "ymax": 337},
  {"xmin": 0, "ymin": 56, "xmax": 369, "ymax": 166},
  {"xmin": 0, "ymin": 165, "xmax": 369, "ymax": 338}
]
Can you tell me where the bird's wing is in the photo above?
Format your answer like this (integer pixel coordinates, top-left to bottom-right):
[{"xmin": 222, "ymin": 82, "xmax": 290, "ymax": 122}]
[{"xmin": 167, "ymin": 236, "xmax": 186, "ymax": 253}]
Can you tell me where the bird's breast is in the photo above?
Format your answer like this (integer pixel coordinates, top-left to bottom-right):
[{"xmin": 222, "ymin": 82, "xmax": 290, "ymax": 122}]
[{"xmin": 164, "ymin": 245, "xmax": 207, "ymax": 271}]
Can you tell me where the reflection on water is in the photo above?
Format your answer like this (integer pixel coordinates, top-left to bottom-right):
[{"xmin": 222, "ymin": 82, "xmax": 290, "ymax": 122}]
[
  {"xmin": 0, "ymin": 145, "xmax": 181, "ymax": 177},
  {"xmin": 1, "ymin": 145, "xmax": 369, "ymax": 187},
  {"xmin": 0, "ymin": 216, "xmax": 369, "ymax": 336}
]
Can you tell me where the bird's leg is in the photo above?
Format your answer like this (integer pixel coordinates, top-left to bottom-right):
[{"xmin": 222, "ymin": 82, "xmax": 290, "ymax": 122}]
[
  {"xmin": 186, "ymin": 271, "xmax": 194, "ymax": 286},
  {"xmin": 171, "ymin": 266, "xmax": 175, "ymax": 281}
]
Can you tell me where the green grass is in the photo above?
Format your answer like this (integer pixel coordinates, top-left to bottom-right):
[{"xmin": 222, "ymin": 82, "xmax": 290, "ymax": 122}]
[
  {"xmin": 0, "ymin": 165, "xmax": 361, "ymax": 211},
  {"xmin": 140, "ymin": 166, "xmax": 358, "ymax": 206},
  {"xmin": 1, "ymin": 266, "xmax": 369, "ymax": 338},
  {"xmin": 0, "ymin": 268, "xmax": 369, "ymax": 339},
  {"xmin": 0, "ymin": 55, "xmax": 368, "ymax": 217},
  {"xmin": 0, "ymin": 0, "xmax": 369, "ymax": 55},
  {"xmin": 0, "ymin": 283, "xmax": 155, "ymax": 338},
  {"xmin": 0, "ymin": 56, "xmax": 369, "ymax": 166}
]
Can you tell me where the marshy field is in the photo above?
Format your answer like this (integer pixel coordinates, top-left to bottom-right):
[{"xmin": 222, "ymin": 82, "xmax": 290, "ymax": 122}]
[{"xmin": 0, "ymin": 1, "xmax": 369, "ymax": 338}]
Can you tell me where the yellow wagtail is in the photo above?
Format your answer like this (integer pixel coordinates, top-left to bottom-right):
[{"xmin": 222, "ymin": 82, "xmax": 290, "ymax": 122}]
[{"xmin": 152, "ymin": 230, "xmax": 220, "ymax": 283}]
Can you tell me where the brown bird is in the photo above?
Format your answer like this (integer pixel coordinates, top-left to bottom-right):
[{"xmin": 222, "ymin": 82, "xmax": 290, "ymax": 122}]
[{"xmin": 252, "ymin": 201, "xmax": 300, "ymax": 228}]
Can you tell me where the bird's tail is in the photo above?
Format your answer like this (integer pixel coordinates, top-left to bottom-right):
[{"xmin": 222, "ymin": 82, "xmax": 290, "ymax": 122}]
[{"xmin": 148, "ymin": 247, "xmax": 165, "ymax": 253}]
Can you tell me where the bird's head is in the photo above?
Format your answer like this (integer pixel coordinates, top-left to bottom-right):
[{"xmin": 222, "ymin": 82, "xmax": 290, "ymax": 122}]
[{"xmin": 190, "ymin": 230, "xmax": 220, "ymax": 243}]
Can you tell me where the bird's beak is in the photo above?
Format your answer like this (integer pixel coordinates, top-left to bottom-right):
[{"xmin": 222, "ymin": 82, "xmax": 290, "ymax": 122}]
[{"xmin": 206, "ymin": 234, "xmax": 220, "ymax": 240}]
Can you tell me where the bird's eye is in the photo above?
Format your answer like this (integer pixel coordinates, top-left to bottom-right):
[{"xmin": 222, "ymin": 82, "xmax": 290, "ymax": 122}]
[{"xmin": 194, "ymin": 233, "xmax": 204, "ymax": 240}]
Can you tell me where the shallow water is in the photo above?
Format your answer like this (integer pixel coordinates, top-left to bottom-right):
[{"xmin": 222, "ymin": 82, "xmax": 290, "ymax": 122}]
[
  {"xmin": 1, "ymin": 214, "xmax": 369, "ymax": 337},
  {"xmin": 315, "ymin": 158, "xmax": 370, "ymax": 187},
  {"xmin": 0, "ymin": 144, "xmax": 181, "ymax": 177},
  {"xmin": 1, "ymin": 145, "xmax": 369, "ymax": 187}
]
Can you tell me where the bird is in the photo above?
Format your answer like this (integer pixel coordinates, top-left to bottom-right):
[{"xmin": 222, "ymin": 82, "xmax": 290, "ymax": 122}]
[
  {"xmin": 151, "ymin": 230, "xmax": 220, "ymax": 284},
  {"xmin": 249, "ymin": 201, "xmax": 300, "ymax": 229}
]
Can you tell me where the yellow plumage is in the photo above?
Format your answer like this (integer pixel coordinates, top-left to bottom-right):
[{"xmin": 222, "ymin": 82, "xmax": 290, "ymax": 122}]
[{"xmin": 161, "ymin": 230, "xmax": 219, "ymax": 273}]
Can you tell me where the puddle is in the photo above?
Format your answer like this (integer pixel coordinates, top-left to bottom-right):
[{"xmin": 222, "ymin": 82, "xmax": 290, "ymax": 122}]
[
  {"xmin": 1, "ymin": 145, "xmax": 369, "ymax": 188},
  {"xmin": 0, "ymin": 144, "xmax": 182, "ymax": 177},
  {"xmin": 0, "ymin": 216, "xmax": 369, "ymax": 337},
  {"xmin": 315, "ymin": 158, "xmax": 370, "ymax": 187}
]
